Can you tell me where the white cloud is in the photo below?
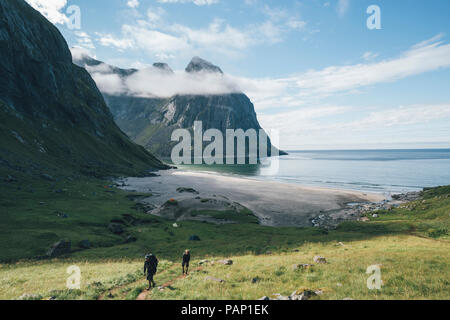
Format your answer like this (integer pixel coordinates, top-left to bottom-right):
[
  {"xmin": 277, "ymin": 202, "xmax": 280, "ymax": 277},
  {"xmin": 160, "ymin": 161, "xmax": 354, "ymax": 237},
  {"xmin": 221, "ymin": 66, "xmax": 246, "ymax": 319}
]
[
  {"xmin": 157, "ymin": 0, "xmax": 219, "ymax": 6},
  {"xmin": 71, "ymin": 46, "xmax": 94, "ymax": 61},
  {"xmin": 259, "ymin": 103, "xmax": 450, "ymax": 149},
  {"xmin": 96, "ymin": 15, "xmax": 293, "ymax": 59},
  {"xmin": 25, "ymin": 0, "xmax": 69, "ymax": 24},
  {"xmin": 77, "ymin": 34, "xmax": 450, "ymax": 128},
  {"xmin": 362, "ymin": 51, "xmax": 378, "ymax": 61},
  {"xmin": 97, "ymin": 33, "xmax": 135, "ymax": 50},
  {"xmin": 74, "ymin": 31, "xmax": 95, "ymax": 50},
  {"xmin": 127, "ymin": 0, "xmax": 140, "ymax": 8},
  {"xmin": 292, "ymin": 35, "xmax": 450, "ymax": 98}
]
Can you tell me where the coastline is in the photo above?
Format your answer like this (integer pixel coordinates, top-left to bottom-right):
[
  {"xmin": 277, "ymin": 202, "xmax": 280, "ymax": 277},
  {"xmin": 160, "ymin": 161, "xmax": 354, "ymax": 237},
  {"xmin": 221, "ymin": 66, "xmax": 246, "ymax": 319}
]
[{"xmin": 119, "ymin": 169, "xmax": 387, "ymax": 227}]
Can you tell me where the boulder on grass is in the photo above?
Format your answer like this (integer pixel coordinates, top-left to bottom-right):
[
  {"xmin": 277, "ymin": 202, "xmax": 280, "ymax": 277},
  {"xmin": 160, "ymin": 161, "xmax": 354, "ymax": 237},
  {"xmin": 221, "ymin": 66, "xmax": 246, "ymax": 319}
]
[
  {"xmin": 290, "ymin": 289, "xmax": 319, "ymax": 301},
  {"xmin": 205, "ymin": 276, "xmax": 225, "ymax": 283},
  {"xmin": 108, "ymin": 223, "xmax": 124, "ymax": 235},
  {"xmin": 189, "ymin": 235, "xmax": 201, "ymax": 241},
  {"xmin": 217, "ymin": 259, "xmax": 233, "ymax": 265},
  {"xmin": 292, "ymin": 264, "xmax": 314, "ymax": 271},
  {"xmin": 313, "ymin": 256, "xmax": 327, "ymax": 264},
  {"xmin": 79, "ymin": 240, "xmax": 91, "ymax": 249},
  {"xmin": 125, "ymin": 235, "xmax": 137, "ymax": 243}
]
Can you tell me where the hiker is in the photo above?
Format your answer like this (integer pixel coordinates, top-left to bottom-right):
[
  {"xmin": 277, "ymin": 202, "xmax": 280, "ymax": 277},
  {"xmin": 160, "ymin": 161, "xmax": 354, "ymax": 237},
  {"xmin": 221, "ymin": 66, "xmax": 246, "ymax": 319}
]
[
  {"xmin": 144, "ymin": 253, "xmax": 158, "ymax": 290},
  {"xmin": 182, "ymin": 249, "xmax": 191, "ymax": 275}
]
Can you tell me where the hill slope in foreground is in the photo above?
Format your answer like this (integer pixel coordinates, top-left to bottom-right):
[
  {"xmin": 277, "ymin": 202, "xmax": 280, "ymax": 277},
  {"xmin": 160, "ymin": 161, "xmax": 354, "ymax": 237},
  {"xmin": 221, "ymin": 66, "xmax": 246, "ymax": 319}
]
[{"xmin": 0, "ymin": 184, "xmax": 448, "ymax": 300}]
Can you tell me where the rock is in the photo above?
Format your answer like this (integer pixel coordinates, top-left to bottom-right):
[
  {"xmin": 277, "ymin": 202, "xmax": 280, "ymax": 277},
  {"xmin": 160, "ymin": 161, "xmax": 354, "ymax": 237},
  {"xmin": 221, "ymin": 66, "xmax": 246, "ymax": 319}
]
[
  {"xmin": 372, "ymin": 214, "xmax": 378, "ymax": 218},
  {"xmin": 343, "ymin": 297, "xmax": 354, "ymax": 300},
  {"xmin": 79, "ymin": 240, "xmax": 91, "ymax": 249},
  {"xmin": 290, "ymin": 289, "xmax": 318, "ymax": 301},
  {"xmin": 293, "ymin": 264, "xmax": 314, "ymax": 271},
  {"xmin": 125, "ymin": 235, "xmax": 137, "ymax": 243},
  {"xmin": 251, "ymin": 277, "xmax": 261, "ymax": 284},
  {"xmin": 176, "ymin": 187, "xmax": 199, "ymax": 194},
  {"xmin": 359, "ymin": 217, "xmax": 370, "ymax": 222},
  {"xmin": 217, "ymin": 259, "xmax": 233, "ymax": 265},
  {"xmin": 189, "ymin": 235, "xmax": 201, "ymax": 241},
  {"xmin": 336, "ymin": 242, "xmax": 345, "ymax": 246},
  {"xmin": 172, "ymin": 223, "xmax": 179, "ymax": 228},
  {"xmin": 258, "ymin": 296, "xmax": 270, "ymax": 301},
  {"xmin": 313, "ymin": 256, "xmax": 327, "ymax": 264},
  {"xmin": 108, "ymin": 223, "xmax": 124, "ymax": 235},
  {"xmin": 198, "ymin": 259, "xmax": 210, "ymax": 265},
  {"xmin": 47, "ymin": 240, "xmax": 71, "ymax": 258},
  {"xmin": 205, "ymin": 276, "xmax": 225, "ymax": 283}
]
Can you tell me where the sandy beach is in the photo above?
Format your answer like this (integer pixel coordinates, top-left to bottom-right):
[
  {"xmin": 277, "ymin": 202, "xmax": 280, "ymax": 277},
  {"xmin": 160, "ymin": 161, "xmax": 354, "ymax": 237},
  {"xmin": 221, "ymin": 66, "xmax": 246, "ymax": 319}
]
[{"xmin": 120, "ymin": 170, "xmax": 386, "ymax": 227}]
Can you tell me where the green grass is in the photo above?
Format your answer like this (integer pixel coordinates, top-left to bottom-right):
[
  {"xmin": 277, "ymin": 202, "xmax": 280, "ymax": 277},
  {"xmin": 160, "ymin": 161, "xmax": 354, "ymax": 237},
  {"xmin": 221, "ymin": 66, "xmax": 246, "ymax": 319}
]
[{"xmin": 0, "ymin": 177, "xmax": 449, "ymax": 300}]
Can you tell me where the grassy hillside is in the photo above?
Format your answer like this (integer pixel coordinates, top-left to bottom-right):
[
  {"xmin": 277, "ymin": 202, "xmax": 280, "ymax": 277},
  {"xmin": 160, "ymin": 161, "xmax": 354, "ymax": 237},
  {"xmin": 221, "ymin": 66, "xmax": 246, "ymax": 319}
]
[{"xmin": 0, "ymin": 178, "xmax": 448, "ymax": 300}]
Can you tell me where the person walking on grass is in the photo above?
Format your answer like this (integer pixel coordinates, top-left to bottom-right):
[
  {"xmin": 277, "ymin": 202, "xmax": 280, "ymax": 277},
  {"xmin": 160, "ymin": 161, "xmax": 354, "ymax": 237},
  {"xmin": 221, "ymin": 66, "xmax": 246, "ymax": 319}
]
[
  {"xmin": 144, "ymin": 253, "xmax": 158, "ymax": 290},
  {"xmin": 182, "ymin": 249, "xmax": 191, "ymax": 275}
]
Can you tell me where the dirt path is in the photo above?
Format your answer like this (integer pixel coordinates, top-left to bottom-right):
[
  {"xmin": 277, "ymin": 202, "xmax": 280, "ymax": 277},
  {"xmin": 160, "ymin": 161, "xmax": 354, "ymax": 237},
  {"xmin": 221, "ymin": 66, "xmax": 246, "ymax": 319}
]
[
  {"xmin": 97, "ymin": 264, "xmax": 176, "ymax": 300},
  {"xmin": 136, "ymin": 267, "xmax": 203, "ymax": 301}
]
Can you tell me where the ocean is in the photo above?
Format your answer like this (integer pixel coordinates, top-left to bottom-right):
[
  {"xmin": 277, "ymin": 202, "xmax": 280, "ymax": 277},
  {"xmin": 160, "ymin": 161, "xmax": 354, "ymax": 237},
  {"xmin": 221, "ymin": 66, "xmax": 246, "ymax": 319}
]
[{"xmin": 178, "ymin": 149, "xmax": 450, "ymax": 194}]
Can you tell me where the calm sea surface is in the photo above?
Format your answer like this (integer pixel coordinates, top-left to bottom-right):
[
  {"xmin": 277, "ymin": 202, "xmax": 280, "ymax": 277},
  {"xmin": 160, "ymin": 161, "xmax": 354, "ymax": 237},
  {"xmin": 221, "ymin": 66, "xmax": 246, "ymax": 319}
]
[{"xmin": 177, "ymin": 149, "xmax": 450, "ymax": 194}]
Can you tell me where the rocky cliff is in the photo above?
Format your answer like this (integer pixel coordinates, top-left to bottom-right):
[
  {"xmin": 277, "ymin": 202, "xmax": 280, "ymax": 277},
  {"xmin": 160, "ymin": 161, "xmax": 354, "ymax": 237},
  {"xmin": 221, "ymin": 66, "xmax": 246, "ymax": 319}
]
[
  {"xmin": 0, "ymin": 0, "xmax": 166, "ymax": 178},
  {"xmin": 74, "ymin": 55, "xmax": 284, "ymax": 159}
]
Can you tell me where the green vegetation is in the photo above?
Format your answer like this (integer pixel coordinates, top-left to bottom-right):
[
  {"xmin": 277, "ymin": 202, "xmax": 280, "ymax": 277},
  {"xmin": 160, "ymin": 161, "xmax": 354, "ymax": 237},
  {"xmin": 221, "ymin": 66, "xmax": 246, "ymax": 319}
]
[{"xmin": 0, "ymin": 176, "xmax": 449, "ymax": 299}]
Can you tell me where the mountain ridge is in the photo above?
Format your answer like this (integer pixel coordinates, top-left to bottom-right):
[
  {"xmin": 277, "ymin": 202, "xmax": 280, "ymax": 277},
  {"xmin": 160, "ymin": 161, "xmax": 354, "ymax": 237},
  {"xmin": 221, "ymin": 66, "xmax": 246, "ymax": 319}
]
[
  {"xmin": 0, "ymin": 0, "xmax": 166, "ymax": 179},
  {"xmin": 73, "ymin": 53, "xmax": 285, "ymax": 158}
]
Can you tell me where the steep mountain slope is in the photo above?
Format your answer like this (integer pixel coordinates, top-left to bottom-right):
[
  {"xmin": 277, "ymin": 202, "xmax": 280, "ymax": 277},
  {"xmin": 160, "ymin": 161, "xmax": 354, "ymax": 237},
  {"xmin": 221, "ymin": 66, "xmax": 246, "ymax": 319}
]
[
  {"xmin": 0, "ymin": 0, "xmax": 166, "ymax": 179},
  {"xmin": 74, "ymin": 54, "xmax": 285, "ymax": 159}
]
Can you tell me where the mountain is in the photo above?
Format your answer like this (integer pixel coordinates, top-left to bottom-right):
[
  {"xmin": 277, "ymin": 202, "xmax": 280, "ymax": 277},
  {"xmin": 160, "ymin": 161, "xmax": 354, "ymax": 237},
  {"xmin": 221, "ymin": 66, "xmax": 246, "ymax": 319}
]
[
  {"xmin": 73, "ymin": 54, "xmax": 285, "ymax": 159},
  {"xmin": 0, "ymin": 0, "xmax": 166, "ymax": 179},
  {"xmin": 185, "ymin": 56, "xmax": 223, "ymax": 74}
]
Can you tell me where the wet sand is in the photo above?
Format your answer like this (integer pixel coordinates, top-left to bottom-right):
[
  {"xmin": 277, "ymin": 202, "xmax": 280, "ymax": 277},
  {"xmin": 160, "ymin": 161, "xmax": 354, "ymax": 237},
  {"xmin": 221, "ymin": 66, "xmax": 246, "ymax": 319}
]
[{"xmin": 120, "ymin": 170, "xmax": 385, "ymax": 227}]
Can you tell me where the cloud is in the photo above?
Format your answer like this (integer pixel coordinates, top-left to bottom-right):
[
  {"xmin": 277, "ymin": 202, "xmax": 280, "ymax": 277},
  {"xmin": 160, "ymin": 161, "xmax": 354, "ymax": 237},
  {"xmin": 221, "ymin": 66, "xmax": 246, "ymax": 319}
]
[
  {"xmin": 362, "ymin": 51, "xmax": 378, "ymax": 61},
  {"xmin": 157, "ymin": 0, "xmax": 219, "ymax": 6},
  {"xmin": 25, "ymin": 0, "xmax": 69, "ymax": 24},
  {"xmin": 96, "ymin": 15, "xmax": 293, "ymax": 59},
  {"xmin": 76, "ymin": 35, "xmax": 450, "ymax": 116},
  {"xmin": 97, "ymin": 33, "xmax": 135, "ymax": 50},
  {"xmin": 127, "ymin": 0, "xmax": 140, "ymax": 8},
  {"xmin": 292, "ymin": 36, "xmax": 450, "ymax": 97},
  {"xmin": 259, "ymin": 103, "xmax": 450, "ymax": 149},
  {"xmin": 87, "ymin": 65, "xmax": 240, "ymax": 97},
  {"xmin": 74, "ymin": 31, "xmax": 95, "ymax": 50}
]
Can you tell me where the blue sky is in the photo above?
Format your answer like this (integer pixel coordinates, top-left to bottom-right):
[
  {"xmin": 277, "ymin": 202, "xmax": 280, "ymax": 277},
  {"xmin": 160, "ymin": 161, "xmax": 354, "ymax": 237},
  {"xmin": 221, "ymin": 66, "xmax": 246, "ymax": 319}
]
[{"xmin": 26, "ymin": 0, "xmax": 450, "ymax": 150}]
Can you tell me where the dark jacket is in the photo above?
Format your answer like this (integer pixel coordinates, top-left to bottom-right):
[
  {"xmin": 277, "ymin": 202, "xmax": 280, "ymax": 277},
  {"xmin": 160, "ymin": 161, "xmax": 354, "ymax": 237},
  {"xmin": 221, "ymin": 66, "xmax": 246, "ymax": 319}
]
[
  {"xmin": 144, "ymin": 255, "xmax": 158, "ymax": 275},
  {"xmin": 182, "ymin": 253, "xmax": 191, "ymax": 264}
]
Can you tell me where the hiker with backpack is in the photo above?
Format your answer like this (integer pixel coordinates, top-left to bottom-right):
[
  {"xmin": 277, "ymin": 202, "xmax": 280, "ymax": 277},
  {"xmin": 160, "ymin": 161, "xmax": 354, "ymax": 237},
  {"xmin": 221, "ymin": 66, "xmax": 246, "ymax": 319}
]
[
  {"xmin": 144, "ymin": 253, "xmax": 158, "ymax": 290},
  {"xmin": 182, "ymin": 249, "xmax": 191, "ymax": 275}
]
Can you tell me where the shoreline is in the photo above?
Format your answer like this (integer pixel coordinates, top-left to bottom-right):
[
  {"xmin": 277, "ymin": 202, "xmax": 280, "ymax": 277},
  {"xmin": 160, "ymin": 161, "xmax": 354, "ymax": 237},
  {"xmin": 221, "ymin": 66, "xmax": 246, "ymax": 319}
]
[{"xmin": 119, "ymin": 169, "xmax": 388, "ymax": 227}]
